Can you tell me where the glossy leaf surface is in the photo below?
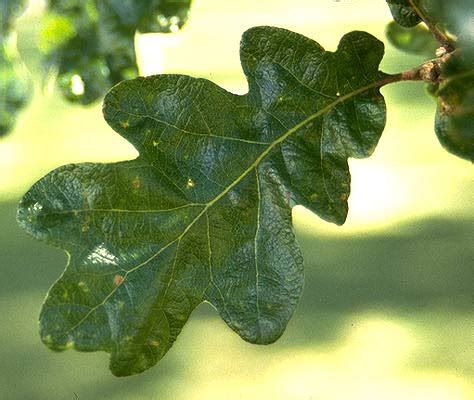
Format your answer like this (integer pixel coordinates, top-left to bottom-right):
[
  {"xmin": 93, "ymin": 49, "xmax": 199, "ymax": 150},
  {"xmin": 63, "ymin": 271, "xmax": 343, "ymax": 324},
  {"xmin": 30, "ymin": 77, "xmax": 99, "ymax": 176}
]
[{"xmin": 18, "ymin": 26, "xmax": 389, "ymax": 376}]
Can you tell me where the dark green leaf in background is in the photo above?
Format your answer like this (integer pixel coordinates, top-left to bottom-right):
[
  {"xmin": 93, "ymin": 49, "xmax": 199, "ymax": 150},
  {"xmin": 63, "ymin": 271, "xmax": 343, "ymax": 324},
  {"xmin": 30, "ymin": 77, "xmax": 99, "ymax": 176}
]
[
  {"xmin": 434, "ymin": 45, "xmax": 474, "ymax": 161},
  {"xmin": 417, "ymin": 0, "xmax": 474, "ymax": 161},
  {"xmin": 418, "ymin": 0, "xmax": 473, "ymax": 45},
  {"xmin": 385, "ymin": 21, "xmax": 438, "ymax": 57},
  {"xmin": 386, "ymin": 0, "xmax": 421, "ymax": 27},
  {"xmin": 18, "ymin": 26, "xmax": 389, "ymax": 376},
  {"xmin": 385, "ymin": 0, "xmax": 473, "ymax": 161}
]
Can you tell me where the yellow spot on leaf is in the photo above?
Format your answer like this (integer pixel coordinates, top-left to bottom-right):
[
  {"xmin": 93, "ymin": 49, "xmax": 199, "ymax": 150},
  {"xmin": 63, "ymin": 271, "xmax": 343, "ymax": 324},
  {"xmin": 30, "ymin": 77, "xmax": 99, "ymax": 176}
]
[
  {"xmin": 132, "ymin": 177, "xmax": 141, "ymax": 189},
  {"xmin": 187, "ymin": 178, "xmax": 195, "ymax": 188},
  {"xmin": 120, "ymin": 121, "xmax": 130, "ymax": 129},
  {"xmin": 78, "ymin": 281, "xmax": 89, "ymax": 292},
  {"xmin": 43, "ymin": 334, "xmax": 53, "ymax": 344}
]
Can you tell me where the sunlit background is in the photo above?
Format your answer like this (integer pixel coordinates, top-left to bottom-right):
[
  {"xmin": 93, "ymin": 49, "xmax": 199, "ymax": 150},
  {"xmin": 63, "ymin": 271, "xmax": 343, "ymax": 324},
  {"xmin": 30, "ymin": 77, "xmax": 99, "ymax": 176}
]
[{"xmin": 1, "ymin": 1, "xmax": 473, "ymax": 399}]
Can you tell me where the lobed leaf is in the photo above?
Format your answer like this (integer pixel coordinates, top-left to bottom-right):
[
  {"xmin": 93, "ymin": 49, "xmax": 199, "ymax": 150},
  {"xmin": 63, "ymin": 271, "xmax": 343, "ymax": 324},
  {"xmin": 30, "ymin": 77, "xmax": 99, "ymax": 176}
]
[{"xmin": 18, "ymin": 26, "xmax": 389, "ymax": 376}]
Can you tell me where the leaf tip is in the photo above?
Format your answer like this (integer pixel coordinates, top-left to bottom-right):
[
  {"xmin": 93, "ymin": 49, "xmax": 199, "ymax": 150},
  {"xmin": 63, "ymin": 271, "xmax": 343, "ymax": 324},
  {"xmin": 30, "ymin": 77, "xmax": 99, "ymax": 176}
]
[
  {"xmin": 40, "ymin": 330, "xmax": 75, "ymax": 353},
  {"xmin": 229, "ymin": 315, "xmax": 289, "ymax": 345}
]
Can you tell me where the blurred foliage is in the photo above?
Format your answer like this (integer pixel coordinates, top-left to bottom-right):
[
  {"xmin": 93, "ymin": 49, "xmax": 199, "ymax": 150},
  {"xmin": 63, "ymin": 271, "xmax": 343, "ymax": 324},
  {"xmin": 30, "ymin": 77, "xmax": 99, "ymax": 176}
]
[
  {"xmin": 0, "ymin": 0, "xmax": 27, "ymax": 33},
  {"xmin": 434, "ymin": 54, "xmax": 474, "ymax": 161},
  {"xmin": 420, "ymin": 0, "xmax": 474, "ymax": 161},
  {"xmin": 41, "ymin": 0, "xmax": 193, "ymax": 105},
  {"xmin": 385, "ymin": 0, "xmax": 474, "ymax": 162},
  {"xmin": 0, "ymin": 0, "xmax": 32, "ymax": 137},
  {"xmin": 0, "ymin": 0, "xmax": 192, "ymax": 137},
  {"xmin": 385, "ymin": 21, "xmax": 437, "ymax": 57}
]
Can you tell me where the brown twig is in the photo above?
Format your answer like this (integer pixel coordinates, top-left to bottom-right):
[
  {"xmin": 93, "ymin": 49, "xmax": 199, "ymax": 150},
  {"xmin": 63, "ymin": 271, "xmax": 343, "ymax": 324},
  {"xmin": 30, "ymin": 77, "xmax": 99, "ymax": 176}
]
[{"xmin": 382, "ymin": 51, "xmax": 455, "ymax": 86}]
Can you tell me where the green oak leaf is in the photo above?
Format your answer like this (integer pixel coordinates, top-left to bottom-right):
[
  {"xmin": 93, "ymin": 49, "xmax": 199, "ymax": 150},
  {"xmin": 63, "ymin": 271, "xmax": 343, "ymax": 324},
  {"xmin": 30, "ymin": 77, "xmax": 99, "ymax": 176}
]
[
  {"xmin": 18, "ymin": 26, "xmax": 388, "ymax": 376},
  {"xmin": 41, "ymin": 0, "xmax": 193, "ymax": 104},
  {"xmin": 385, "ymin": 21, "xmax": 438, "ymax": 57},
  {"xmin": 386, "ymin": 0, "xmax": 421, "ymax": 28}
]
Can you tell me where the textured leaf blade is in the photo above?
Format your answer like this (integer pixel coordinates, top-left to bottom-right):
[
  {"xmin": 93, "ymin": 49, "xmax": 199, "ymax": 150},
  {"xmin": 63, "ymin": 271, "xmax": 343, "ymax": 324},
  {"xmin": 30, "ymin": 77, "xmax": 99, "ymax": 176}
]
[{"xmin": 18, "ymin": 26, "xmax": 388, "ymax": 376}]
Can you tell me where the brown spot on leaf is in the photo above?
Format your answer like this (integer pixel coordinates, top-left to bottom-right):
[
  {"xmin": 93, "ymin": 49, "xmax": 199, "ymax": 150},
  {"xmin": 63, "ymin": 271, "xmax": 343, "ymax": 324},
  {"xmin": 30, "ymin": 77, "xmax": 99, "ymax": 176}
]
[
  {"xmin": 114, "ymin": 274, "xmax": 124, "ymax": 286},
  {"xmin": 340, "ymin": 194, "xmax": 349, "ymax": 201},
  {"xmin": 132, "ymin": 177, "xmax": 141, "ymax": 189}
]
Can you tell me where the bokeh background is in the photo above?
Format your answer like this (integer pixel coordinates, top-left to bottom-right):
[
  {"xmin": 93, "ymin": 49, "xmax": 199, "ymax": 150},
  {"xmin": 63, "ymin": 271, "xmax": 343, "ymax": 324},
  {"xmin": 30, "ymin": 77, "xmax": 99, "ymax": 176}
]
[{"xmin": 1, "ymin": 0, "xmax": 473, "ymax": 399}]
